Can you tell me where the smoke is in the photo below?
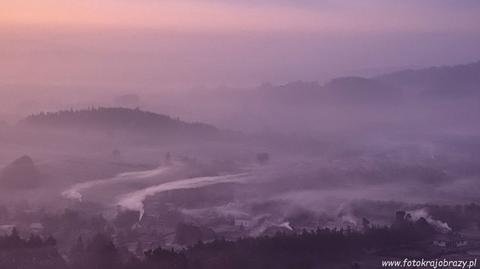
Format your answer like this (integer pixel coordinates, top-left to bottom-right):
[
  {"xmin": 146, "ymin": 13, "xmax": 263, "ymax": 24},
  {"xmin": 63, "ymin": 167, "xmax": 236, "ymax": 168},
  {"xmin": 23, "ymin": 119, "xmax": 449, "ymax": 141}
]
[
  {"xmin": 116, "ymin": 173, "xmax": 251, "ymax": 220},
  {"xmin": 407, "ymin": 208, "xmax": 451, "ymax": 233}
]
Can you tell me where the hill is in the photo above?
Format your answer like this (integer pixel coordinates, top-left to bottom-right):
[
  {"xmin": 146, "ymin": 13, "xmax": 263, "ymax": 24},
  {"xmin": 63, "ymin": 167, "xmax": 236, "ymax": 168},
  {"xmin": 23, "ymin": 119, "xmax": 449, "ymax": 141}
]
[
  {"xmin": 259, "ymin": 77, "xmax": 401, "ymax": 105},
  {"xmin": 256, "ymin": 60, "xmax": 480, "ymax": 107},
  {"xmin": 21, "ymin": 107, "xmax": 219, "ymax": 138},
  {"xmin": 377, "ymin": 60, "xmax": 480, "ymax": 98},
  {"xmin": 324, "ymin": 76, "xmax": 402, "ymax": 103},
  {"xmin": 0, "ymin": 155, "xmax": 41, "ymax": 189},
  {"xmin": 258, "ymin": 81, "xmax": 324, "ymax": 105}
]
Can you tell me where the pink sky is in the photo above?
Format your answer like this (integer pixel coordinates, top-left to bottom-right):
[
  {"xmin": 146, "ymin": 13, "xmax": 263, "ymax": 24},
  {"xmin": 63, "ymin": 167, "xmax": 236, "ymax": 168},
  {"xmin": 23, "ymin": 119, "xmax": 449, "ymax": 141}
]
[
  {"xmin": 2, "ymin": 0, "xmax": 479, "ymax": 33},
  {"xmin": 0, "ymin": 1, "xmax": 479, "ymax": 91}
]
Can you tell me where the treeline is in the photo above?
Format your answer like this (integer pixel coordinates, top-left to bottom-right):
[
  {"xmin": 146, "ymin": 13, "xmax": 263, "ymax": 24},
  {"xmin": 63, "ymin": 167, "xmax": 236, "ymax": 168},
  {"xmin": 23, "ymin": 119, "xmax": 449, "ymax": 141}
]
[
  {"xmin": 0, "ymin": 216, "xmax": 437, "ymax": 269},
  {"xmin": 21, "ymin": 107, "xmax": 218, "ymax": 138},
  {"xmin": 0, "ymin": 228, "xmax": 56, "ymax": 249},
  {"xmin": 3, "ymin": 203, "xmax": 478, "ymax": 269},
  {"xmin": 0, "ymin": 228, "xmax": 66, "ymax": 269}
]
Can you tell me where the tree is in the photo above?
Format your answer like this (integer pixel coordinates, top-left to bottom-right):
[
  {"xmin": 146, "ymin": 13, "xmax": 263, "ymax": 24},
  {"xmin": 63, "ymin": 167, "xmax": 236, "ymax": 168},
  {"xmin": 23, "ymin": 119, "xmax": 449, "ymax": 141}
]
[{"xmin": 256, "ymin": 152, "xmax": 270, "ymax": 165}]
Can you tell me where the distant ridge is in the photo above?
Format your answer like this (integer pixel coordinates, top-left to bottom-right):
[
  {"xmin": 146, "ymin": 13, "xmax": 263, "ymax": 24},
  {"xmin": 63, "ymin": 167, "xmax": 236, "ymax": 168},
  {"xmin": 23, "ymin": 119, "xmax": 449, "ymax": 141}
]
[
  {"xmin": 377, "ymin": 60, "xmax": 480, "ymax": 97},
  {"xmin": 323, "ymin": 76, "xmax": 401, "ymax": 102},
  {"xmin": 21, "ymin": 107, "xmax": 219, "ymax": 138},
  {"xmin": 259, "ymin": 77, "xmax": 401, "ymax": 105},
  {"xmin": 259, "ymin": 60, "xmax": 480, "ymax": 104}
]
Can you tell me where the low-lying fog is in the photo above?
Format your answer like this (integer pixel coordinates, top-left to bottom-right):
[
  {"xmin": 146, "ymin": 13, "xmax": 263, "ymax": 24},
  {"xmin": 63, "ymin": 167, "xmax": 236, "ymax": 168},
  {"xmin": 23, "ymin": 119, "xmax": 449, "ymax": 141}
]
[
  {"xmin": 1, "ymin": 61, "xmax": 480, "ymax": 250},
  {"xmin": 1, "ymin": 111, "xmax": 480, "ymax": 236}
]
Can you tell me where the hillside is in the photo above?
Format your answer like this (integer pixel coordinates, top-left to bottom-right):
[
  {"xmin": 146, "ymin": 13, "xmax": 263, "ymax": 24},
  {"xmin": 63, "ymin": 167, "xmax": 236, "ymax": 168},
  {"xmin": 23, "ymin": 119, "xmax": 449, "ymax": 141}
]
[
  {"xmin": 257, "ymin": 60, "xmax": 480, "ymax": 106},
  {"xmin": 21, "ymin": 107, "xmax": 219, "ymax": 138},
  {"xmin": 323, "ymin": 76, "xmax": 402, "ymax": 103},
  {"xmin": 377, "ymin": 60, "xmax": 480, "ymax": 98},
  {"xmin": 259, "ymin": 77, "xmax": 401, "ymax": 105},
  {"xmin": 0, "ymin": 155, "xmax": 41, "ymax": 189}
]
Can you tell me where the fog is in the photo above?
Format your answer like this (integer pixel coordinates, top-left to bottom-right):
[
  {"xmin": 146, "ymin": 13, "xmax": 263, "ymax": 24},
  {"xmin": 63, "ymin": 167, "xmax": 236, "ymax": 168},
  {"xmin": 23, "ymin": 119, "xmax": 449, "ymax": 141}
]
[
  {"xmin": 2, "ymin": 64, "xmax": 480, "ymax": 267},
  {"xmin": 1, "ymin": 1, "xmax": 480, "ymax": 267}
]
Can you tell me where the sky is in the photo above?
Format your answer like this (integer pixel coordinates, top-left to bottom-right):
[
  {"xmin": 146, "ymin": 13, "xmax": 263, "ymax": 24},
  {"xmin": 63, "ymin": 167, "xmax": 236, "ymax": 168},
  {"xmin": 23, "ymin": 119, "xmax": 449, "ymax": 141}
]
[
  {"xmin": 0, "ymin": 0, "xmax": 479, "ymax": 93},
  {"xmin": 1, "ymin": 0, "xmax": 480, "ymax": 33},
  {"xmin": 1, "ymin": 1, "xmax": 341, "ymax": 35}
]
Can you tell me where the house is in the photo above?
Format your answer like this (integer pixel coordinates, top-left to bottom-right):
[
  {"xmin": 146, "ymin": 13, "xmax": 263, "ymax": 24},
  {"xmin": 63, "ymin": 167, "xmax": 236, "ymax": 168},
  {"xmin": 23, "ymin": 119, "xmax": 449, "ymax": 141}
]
[
  {"xmin": 456, "ymin": 239, "xmax": 468, "ymax": 247},
  {"xmin": 432, "ymin": 233, "xmax": 468, "ymax": 248},
  {"xmin": 234, "ymin": 219, "xmax": 251, "ymax": 228},
  {"xmin": 0, "ymin": 224, "xmax": 16, "ymax": 236},
  {"xmin": 29, "ymin": 223, "xmax": 44, "ymax": 234},
  {"xmin": 432, "ymin": 240, "xmax": 446, "ymax": 247}
]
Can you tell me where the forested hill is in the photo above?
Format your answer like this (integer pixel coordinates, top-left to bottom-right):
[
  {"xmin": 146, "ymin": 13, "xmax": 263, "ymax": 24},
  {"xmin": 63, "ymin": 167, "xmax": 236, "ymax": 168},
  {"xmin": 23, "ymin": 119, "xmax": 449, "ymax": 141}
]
[
  {"xmin": 20, "ymin": 107, "xmax": 219, "ymax": 137},
  {"xmin": 377, "ymin": 60, "xmax": 480, "ymax": 97}
]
